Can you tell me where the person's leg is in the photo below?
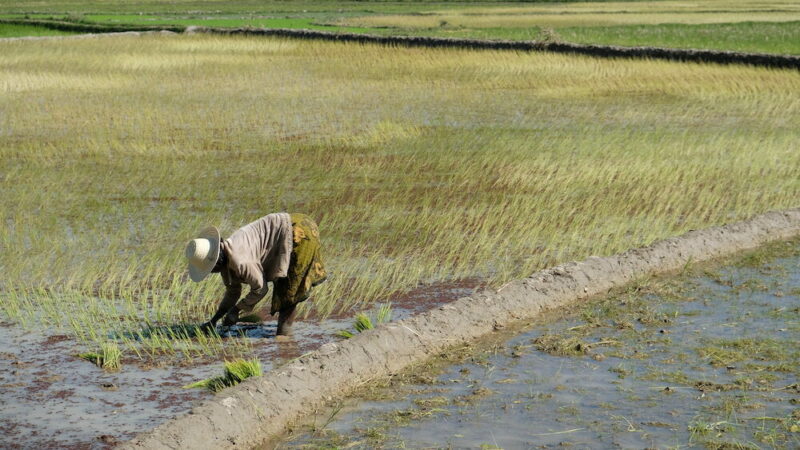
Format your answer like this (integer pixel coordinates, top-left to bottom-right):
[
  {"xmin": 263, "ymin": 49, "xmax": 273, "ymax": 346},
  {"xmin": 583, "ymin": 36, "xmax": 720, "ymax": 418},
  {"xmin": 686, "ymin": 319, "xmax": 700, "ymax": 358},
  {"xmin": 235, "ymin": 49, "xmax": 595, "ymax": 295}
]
[{"xmin": 276, "ymin": 303, "xmax": 298, "ymax": 337}]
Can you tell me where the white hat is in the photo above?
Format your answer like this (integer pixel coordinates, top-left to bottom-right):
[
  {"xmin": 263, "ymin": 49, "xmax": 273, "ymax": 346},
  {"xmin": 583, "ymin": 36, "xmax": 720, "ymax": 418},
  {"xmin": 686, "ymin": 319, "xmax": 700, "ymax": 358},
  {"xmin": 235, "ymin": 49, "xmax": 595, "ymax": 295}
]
[{"xmin": 185, "ymin": 226, "xmax": 221, "ymax": 282}]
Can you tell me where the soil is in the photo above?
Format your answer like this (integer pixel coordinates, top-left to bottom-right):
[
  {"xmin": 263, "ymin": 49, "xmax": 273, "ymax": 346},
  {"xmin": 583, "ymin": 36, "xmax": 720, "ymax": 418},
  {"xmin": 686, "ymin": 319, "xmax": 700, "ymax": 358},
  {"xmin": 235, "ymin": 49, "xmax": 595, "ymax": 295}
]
[{"xmin": 121, "ymin": 208, "xmax": 800, "ymax": 450}]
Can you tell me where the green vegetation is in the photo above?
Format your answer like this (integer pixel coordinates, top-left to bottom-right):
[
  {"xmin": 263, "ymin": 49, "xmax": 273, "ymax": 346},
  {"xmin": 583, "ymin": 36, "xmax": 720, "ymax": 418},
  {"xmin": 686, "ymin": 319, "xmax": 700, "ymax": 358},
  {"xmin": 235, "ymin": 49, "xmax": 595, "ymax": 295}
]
[
  {"xmin": 2, "ymin": 0, "xmax": 799, "ymax": 54},
  {"xmin": 697, "ymin": 338, "xmax": 794, "ymax": 368},
  {"xmin": 337, "ymin": 303, "xmax": 392, "ymax": 338},
  {"xmin": 183, "ymin": 358, "xmax": 262, "ymax": 392},
  {"xmin": 77, "ymin": 342, "xmax": 122, "ymax": 370},
  {"xmin": 336, "ymin": 0, "xmax": 800, "ymax": 54},
  {"xmin": 559, "ymin": 21, "xmax": 800, "ymax": 56},
  {"xmin": 0, "ymin": 23, "xmax": 79, "ymax": 37},
  {"xmin": 1, "ymin": 34, "xmax": 798, "ymax": 363},
  {"xmin": 531, "ymin": 334, "xmax": 591, "ymax": 356},
  {"xmin": 0, "ymin": 1, "xmax": 453, "ymax": 15}
]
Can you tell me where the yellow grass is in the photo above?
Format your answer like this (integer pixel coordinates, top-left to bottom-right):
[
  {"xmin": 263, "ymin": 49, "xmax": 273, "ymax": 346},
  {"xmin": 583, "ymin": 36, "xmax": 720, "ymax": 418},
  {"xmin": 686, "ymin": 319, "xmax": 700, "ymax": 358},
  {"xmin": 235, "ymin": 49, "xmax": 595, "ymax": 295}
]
[
  {"xmin": 1, "ymin": 34, "xmax": 798, "ymax": 360},
  {"xmin": 341, "ymin": 0, "xmax": 800, "ymax": 29}
]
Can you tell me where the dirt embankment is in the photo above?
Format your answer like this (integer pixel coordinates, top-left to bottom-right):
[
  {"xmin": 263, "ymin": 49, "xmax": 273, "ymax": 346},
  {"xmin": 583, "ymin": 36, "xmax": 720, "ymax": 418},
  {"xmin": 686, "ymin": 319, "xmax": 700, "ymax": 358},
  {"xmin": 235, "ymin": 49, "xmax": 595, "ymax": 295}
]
[
  {"xmin": 196, "ymin": 26, "xmax": 800, "ymax": 70},
  {"xmin": 121, "ymin": 207, "xmax": 800, "ymax": 450},
  {"xmin": 0, "ymin": 18, "xmax": 184, "ymax": 34},
  {"xmin": 2, "ymin": 18, "xmax": 798, "ymax": 69}
]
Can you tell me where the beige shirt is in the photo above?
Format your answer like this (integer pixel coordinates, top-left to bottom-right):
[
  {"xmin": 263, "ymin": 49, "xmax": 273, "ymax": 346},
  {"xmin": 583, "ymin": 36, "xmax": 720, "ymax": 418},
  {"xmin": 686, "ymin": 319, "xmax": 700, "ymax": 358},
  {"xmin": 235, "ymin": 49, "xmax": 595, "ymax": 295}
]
[{"xmin": 219, "ymin": 212, "xmax": 292, "ymax": 311}]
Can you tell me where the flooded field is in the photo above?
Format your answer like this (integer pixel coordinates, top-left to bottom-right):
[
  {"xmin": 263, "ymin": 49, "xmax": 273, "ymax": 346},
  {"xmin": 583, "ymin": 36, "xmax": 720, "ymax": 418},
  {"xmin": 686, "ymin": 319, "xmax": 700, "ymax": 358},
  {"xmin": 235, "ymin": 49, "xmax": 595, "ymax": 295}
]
[
  {"xmin": 282, "ymin": 240, "xmax": 800, "ymax": 449},
  {"xmin": 0, "ymin": 282, "xmax": 477, "ymax": 448}
]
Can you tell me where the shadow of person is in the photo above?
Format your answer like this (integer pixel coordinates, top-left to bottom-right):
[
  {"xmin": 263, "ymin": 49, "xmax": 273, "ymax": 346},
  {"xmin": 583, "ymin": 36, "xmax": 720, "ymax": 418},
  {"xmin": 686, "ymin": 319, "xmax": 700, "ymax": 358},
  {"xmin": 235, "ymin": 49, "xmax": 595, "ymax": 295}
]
[{"xmin": 111, "ymin": 323, "xmax": 210, "ymax": 341}]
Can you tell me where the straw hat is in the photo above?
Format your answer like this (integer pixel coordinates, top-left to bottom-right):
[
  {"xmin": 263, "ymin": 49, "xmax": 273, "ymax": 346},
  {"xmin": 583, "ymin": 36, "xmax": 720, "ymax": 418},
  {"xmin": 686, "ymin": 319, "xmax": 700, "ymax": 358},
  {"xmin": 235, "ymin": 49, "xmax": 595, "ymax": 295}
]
[{"xmin": 185, "ymin": 226, "xmax": 221, "ymax": 282}]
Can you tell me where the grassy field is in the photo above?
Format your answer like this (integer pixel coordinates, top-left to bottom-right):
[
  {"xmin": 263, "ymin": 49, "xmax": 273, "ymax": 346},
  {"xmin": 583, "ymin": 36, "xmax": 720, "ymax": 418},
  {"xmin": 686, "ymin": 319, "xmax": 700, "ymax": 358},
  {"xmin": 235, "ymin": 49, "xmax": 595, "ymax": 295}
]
[
  {"xmin": 0, "ymin": 23, "xmax": 79, "ymax": 37},
  {"xmin": 2, "ymin": 0, "xmax": 800, "ymax": 54},
  {"xmin": 344, "ymin": 1, "xmax": 800, "ymax": 28},
  {"xmin": 1, "ymin": 34, "xmax": 799, "ymax": 362},
  {"xmin": 558, "ymin": 21, "xmax": 800, "ymax": 55}
]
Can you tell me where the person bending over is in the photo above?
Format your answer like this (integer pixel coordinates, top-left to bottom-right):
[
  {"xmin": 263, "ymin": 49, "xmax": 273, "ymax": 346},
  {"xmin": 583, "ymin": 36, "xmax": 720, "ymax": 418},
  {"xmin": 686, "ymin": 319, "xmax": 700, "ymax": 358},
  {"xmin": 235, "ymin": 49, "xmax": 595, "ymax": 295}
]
[{"xmin": 185, "ymin": 212, "xmax": 326, "ymax": 337}]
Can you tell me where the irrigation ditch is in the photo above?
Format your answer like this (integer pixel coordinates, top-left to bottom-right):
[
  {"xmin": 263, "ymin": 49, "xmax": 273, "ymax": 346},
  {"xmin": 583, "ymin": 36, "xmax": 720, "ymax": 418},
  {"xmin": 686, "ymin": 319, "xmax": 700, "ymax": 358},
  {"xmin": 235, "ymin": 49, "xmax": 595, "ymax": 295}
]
[
  {"xmin": 2, "ymin": 18, "xmax": 799, "ymax": 69},
  {"xmin": 122, "ymin": 207, "xmax": 800, "ymax": 449}
]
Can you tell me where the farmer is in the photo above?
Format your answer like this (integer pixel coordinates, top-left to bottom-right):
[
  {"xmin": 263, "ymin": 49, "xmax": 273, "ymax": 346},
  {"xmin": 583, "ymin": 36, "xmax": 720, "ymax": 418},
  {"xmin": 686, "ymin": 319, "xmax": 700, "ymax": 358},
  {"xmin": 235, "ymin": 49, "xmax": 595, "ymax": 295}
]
[{"xmin": 185, "ymin": 212, "xmax": 326, "ymax": 337}]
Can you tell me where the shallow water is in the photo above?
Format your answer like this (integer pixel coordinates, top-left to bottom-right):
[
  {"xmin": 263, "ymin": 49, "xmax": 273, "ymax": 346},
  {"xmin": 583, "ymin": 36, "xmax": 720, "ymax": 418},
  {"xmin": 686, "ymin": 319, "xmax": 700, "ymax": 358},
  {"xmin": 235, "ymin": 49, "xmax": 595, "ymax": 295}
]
[
  {"xmin": 0, "ymin": 281, "xmax": 477, "ymax": 448},
  {"xmin": 0, "ymin": 318, "xmax": 342, "ymax": 448},
  {"xmin": 283, "ymin": 244, "xmax": 800, "ymax": 449}
]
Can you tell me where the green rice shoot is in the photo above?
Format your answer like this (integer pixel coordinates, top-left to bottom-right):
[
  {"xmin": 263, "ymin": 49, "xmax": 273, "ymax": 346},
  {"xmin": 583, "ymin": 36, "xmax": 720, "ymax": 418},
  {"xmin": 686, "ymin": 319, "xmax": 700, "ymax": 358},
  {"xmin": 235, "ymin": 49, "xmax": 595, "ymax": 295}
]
[
  {"xmin": 183, "ymin": 358, "xmax": 263, "ymax": 392},
  {"xmin": 77, "ymin": 342, "xmax": 122, "ymax": 371},
  {"xmin": 338, "ymin": 303, "xmax": 393, "ymax": 338}
]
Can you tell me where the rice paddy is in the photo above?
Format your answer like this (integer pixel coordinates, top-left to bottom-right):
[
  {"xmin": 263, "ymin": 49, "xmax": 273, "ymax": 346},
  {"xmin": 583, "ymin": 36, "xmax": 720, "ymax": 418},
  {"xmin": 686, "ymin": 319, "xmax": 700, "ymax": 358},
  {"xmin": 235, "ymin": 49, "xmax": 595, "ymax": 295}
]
[
  {"xmin": 282, "ymin": 239, "xmax": 800, "ymax": 448},
  {"xmin": 2, "ymin": 0, "xmax": 800, "ymax": 54},
  {"xmin": 1, "ymin": 32, "xmax": 799, "ymax": 365},
  {"xmin": 2, "ymin": 2, "xmax": 800, "ymax": 445},
  {"xmin": 0, "ymin": 23, "xmax": 79, "ymax": 38}
]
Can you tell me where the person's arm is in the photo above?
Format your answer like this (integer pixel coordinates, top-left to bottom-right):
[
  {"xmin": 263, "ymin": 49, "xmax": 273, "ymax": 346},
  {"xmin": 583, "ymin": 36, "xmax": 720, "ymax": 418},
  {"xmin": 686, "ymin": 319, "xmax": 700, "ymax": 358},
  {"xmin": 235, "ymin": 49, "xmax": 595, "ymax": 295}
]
[
  {"xmin": 207, "ymin": 270, "xmax": 242, "ymax": 325},
  {"xmin": 234, "ymin": 262, "xmax": 269, "ymax": 314}
]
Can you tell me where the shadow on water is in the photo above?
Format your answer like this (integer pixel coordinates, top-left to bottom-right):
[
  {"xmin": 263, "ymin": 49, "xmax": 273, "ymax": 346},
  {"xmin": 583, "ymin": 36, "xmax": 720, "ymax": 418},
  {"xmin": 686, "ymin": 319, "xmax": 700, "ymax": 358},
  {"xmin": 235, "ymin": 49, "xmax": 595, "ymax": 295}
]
[{"xmin": 110, "ymin": 321, "xmax": 279, "ymax": 341}]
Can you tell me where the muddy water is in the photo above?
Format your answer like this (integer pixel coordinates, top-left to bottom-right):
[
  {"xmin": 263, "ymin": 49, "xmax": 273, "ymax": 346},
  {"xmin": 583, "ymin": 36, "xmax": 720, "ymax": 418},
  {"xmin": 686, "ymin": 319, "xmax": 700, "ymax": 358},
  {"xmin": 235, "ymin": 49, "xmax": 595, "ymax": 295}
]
[
  {"xmin": 282, "ymin": 244, "xmax": 800, "ymax": 449},
  {"xmin": 0, "ymin": 281, "xmax": 478, "ymax": 448}
]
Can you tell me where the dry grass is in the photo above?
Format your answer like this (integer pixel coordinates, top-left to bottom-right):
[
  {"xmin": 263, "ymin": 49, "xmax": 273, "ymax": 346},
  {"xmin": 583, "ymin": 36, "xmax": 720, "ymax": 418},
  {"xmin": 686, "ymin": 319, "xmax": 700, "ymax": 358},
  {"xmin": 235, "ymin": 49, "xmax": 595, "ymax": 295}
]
[
  {"xmin": 1, "ymin": 34, "xmax": 798, "ymax": 361},
  {"xmin": 341, "ymin": 0, "xmax": 800, "ymax": 29}
]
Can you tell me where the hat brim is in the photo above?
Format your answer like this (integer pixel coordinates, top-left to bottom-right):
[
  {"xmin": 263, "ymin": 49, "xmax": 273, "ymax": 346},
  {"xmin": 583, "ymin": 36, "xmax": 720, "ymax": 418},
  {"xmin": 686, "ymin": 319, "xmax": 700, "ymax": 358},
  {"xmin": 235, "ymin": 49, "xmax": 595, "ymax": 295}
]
[{"xmin": 187, "ymin": 226, "xmax": 221, "ymax": 282}]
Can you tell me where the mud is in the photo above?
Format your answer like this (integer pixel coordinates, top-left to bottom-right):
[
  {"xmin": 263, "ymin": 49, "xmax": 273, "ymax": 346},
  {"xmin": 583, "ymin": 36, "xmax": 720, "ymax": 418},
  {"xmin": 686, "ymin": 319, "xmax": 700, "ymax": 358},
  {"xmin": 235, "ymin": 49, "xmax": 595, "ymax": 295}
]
[
  {"xmin": 0, "ymin": 282, "xmax": 479, "ymax": 448},
  {"xmin": 284, "ymin": 241, "xmax": 800, "ymax": 448},
  {"xmin": 122, "ymin": 208, "xmax": 800, "ymax": 449}
]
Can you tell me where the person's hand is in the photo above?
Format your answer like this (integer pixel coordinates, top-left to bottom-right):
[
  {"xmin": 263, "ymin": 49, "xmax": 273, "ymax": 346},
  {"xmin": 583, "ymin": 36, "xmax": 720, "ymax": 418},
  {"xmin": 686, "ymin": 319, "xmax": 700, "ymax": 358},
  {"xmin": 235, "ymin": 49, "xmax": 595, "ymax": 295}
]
[
  {"xmin": 221, "ymin": 309, "xmax": 239, "ymax": 327},
  {"xmin": 198, "ymin": 321, "xmax": 217, "ymax": 335}
]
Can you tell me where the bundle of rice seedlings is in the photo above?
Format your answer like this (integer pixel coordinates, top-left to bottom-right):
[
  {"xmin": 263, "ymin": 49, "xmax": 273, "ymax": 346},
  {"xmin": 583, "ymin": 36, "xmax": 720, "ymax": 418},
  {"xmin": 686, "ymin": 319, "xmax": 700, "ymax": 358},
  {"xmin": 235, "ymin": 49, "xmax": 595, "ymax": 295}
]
[
  {"xmin": 337, "ymin": 303, "xmax": 392, "ymax": 339},
  {"xmin": 183, "ymin": 358, "xmax": 262, "ymax": 392},
  {"xmin": 77, "ymin": 342, "xmax": 122, "ymax": 371}
]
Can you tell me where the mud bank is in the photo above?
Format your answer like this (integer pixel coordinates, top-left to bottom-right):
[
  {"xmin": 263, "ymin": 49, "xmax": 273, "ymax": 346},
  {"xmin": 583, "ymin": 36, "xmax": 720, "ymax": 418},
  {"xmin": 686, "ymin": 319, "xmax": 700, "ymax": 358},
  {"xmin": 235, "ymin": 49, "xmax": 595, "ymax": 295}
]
[
  {"xmin": 195, "ymin": 26, "xmax": 800, "ymax": 70},
  {"xmin": 2, "ymin": 18, "xmax": 798, "ymax": 69},
  {"xmin": 122, "ymin": 207, "xmax": 800, "ymax": 450}
]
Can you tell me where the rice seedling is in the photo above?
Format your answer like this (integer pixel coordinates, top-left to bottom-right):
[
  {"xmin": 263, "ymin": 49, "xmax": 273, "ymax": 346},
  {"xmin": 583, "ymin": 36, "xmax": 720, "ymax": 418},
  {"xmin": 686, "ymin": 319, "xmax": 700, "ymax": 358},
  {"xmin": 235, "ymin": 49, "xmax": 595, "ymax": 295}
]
[
  {"xmin": 183, "ymin": 358, "xmax": 262, "ymax": 392},
  {"xmin": 77, "ymin": 342, "xmax": 122, "ymax": 371},
  {"xmin": 0, "ymin": 33, "xmax": 798, "ymax": 364},
  {"xmin": 0, "ymin": 23, "xmax": 79, "ymax": 37},
  {"xmin": 3, "ymin": 0, "xmax": 799, "ymax": 54},
  {"xmin": 337, "ymin": 303, "xmax": 392, "ymax": 338},
  {"xmin": 342, "ymin": 0, "xmax": 800, "ymax": 29}
]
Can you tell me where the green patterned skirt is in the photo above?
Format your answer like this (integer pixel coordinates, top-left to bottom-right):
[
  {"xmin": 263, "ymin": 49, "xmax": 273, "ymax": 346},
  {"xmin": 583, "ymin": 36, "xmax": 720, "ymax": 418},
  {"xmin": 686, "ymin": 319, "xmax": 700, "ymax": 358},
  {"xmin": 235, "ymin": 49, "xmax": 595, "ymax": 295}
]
[{"xmin": 271, "ymin": 213, "xmax": 327, "ymax": 314}]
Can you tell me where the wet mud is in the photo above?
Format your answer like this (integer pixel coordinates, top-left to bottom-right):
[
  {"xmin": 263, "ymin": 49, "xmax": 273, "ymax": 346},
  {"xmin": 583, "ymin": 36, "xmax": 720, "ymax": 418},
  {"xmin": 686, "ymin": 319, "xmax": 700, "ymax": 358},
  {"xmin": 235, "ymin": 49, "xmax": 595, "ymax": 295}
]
[
  {"xmin": 0, "ymin": 283, "xmax": 478, "ymax": 448},
  {"xmin": 284, "ymin": 240, "xmax": 800, "ymax": 448}
]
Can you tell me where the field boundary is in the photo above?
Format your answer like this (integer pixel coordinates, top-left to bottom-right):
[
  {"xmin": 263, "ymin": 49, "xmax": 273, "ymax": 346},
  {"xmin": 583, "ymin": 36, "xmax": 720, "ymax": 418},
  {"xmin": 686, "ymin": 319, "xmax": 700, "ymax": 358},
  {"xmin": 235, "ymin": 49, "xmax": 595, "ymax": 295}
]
[
  {"xmin": 0, "ymin": 18, "xmax": 184, "ymax": 34},
  {"xmin": 197, "ymin": 26, "xmax": 800, "ymax": 69},
  {"xmin": 2, "ymin": 18, "xmax": 799, "ymax": 69},
  {"xmin": 122, "ymin": 207, "xmax": 800, "ymax": 450}
]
